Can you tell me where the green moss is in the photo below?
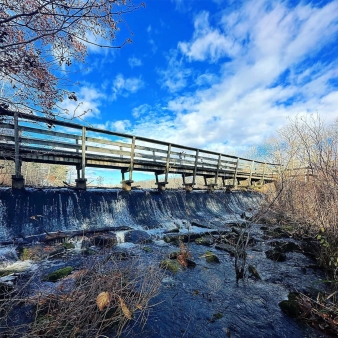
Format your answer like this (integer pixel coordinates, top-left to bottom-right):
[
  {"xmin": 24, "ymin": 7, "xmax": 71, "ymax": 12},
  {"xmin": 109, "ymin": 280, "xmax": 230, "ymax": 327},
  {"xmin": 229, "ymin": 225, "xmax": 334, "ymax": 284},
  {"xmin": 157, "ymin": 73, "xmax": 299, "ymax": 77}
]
[
  {"xmin": 248, "ymin": 265, "xmax": 261, "ymax": 279},
  {"xmin": 210, "ymin": 312, "xmax": 223, "ymax": 322},
  {"xmin": 195, "ymin": 237, "xmax": 203, "ymax": 244},
  {"xmin": 0, "ymin": 270, "xmax": 16, "ymax": 277},
  {"xmin": 62, "ymin": 242, "xmax": 75, "ymax": 250},
  {"xmin": 159, "ymin": 260, "xmax": 180, "ymax": 274},
  {"xmin": 17, "ymin": 246, "xmax": 32, "ymax": 260},
  {"xmin": 43, "ymin": 266, "xmax": 73, "ymax": 282},
  {"xmin": 205, "ymin": 251, "xmax": 220, "ymax": 263},
  {"xmin": 142, "ymin": 246, "xmax": 152, "ymax": 252},
  {"xmin": 279, "ymin": 293, "xmax": 300, "ymax": 318}
]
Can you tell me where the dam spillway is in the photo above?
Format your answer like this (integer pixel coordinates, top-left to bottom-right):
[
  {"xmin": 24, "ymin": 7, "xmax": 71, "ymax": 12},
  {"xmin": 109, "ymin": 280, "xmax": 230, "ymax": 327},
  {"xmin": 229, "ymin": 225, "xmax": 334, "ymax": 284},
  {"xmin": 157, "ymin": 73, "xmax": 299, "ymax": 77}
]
[{"xmin": 0, "ymin": 188, "xmax": 261, "ymax": 242}]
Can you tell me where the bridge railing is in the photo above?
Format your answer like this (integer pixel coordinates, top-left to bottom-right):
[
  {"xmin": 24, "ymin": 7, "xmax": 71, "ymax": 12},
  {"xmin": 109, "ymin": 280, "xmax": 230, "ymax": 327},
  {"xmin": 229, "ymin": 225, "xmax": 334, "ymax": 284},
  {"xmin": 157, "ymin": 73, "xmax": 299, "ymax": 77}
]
[{"xmin": 0, "ymin": 109, "xmax": 280, "ymax": 190}]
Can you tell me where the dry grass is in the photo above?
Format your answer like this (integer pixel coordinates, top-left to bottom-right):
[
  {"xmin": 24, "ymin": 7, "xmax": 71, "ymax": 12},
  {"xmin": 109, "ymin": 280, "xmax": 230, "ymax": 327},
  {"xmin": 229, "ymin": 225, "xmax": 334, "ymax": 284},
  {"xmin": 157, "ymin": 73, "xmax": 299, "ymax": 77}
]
[{"xmin": 0, "ymin": 253, "xmax": 163, "ymax": 337}]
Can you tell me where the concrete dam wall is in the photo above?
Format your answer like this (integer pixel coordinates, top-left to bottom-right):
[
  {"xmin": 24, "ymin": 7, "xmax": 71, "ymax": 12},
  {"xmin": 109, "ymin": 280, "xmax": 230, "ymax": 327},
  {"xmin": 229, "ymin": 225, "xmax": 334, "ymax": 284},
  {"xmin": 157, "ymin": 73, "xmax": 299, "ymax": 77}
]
[{"xmin": 0, "ymin": 188, "xmax": 262, "ymax": 242}]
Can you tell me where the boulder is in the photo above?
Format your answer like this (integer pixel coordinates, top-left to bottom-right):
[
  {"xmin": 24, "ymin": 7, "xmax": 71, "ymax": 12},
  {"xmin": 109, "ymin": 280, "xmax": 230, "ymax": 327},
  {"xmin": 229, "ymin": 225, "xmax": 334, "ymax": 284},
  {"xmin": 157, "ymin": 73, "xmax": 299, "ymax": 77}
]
[
  {"xmin": 91, "ymin": 235, "xmax": 117, "ymax": 247},
  {"xmin": 265, "ymin": 249, "xmax": 286, "ymax": 262},
  {"xmin": 125, "ymin": 230, "xmax": 152, "ymax": 244}
]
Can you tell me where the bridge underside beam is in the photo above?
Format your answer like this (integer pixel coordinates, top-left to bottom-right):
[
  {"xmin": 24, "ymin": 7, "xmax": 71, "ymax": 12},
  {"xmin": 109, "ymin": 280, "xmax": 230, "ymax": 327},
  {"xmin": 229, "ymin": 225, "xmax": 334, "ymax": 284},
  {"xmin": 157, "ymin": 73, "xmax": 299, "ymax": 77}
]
[{"xmin": 0, "ymin": 143, "xmax": 276, "ymax": 190}]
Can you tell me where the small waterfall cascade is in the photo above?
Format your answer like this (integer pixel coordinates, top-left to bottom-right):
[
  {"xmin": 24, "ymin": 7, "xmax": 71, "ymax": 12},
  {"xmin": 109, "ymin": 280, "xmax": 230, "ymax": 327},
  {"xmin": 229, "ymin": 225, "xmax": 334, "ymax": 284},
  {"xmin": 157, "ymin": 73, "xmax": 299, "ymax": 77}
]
[{"xmin": 0, "ymin": 188, "xmax": 262, "ymax": 242}]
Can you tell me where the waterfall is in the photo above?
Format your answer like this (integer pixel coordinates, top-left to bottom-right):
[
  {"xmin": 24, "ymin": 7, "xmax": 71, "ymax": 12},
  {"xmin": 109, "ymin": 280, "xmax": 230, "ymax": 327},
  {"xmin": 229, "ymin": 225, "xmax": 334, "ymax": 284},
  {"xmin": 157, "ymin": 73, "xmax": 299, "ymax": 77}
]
[{"xmin": 0, "ymin": 188, "xmax": 262, "ymax": 242}]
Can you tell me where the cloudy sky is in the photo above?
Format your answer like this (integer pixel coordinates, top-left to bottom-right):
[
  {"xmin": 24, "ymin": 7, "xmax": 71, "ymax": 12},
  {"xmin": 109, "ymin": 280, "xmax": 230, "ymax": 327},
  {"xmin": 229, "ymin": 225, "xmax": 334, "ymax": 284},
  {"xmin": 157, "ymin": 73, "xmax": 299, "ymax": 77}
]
[{"xmin": 61, "ymin": 0, "xmax": 338, "ymax": 182}]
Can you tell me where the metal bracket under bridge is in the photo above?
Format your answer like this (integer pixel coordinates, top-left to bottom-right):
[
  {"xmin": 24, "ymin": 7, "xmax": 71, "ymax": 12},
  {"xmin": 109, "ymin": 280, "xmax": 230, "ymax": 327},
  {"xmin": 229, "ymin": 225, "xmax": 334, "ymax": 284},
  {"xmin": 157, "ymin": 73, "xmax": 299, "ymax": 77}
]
[{"xmin": 0, "ymin": 109, "xmax": 280, "ymax": 191}]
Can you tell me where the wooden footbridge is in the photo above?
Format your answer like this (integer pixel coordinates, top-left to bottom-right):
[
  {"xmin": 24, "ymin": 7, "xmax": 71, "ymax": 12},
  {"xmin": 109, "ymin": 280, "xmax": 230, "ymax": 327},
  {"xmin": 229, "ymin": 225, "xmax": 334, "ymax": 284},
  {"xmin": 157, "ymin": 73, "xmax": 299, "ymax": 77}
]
[{"xmin": 0, "ymin": 110, "xmax": 279, "ymax": 191}]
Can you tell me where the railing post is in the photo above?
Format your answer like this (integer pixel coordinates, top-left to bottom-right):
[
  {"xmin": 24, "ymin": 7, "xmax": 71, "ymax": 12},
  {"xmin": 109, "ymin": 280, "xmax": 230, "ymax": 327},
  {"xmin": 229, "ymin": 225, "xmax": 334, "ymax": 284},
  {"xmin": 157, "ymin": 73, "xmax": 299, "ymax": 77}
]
[
  {"xmin": 129, "ymin": 136, "xmax": 136, "ymax": 181},
  {"xmin": 215, "ymin": 154, "xmax": 221, "ymax": 185},
  {"xmin": 262, "ymin": 162, "xmax": 266, "ymax": 184},
  {"xmin": 11, "ymin": 111, "xmax": 25, "ymax": 189},
  {"xmin": 75, "ymin": 126, "xmax": 87, "ymax": 189},
  {"xmin": 165, "ymin": 143, "xmax": 171, "ymax": 184},
  {"xmin": 192, "ymin": 149, "xmax": 199, "ymax": 186},
  {"xmin": 233, "ymin": 157, "xmax": 239, "ymax": 187},
  {"xmin": 248, "ymin": 160, "xmax": 254, "ymax": 186}
]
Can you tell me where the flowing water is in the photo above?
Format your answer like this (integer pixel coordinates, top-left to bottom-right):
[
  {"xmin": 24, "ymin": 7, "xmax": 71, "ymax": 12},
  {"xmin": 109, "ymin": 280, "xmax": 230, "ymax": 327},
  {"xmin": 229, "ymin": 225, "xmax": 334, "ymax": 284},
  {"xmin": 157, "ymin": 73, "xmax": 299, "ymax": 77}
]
[{"xmin": 0, "ymin": 188, "xmax": 329, "ymax": 337}]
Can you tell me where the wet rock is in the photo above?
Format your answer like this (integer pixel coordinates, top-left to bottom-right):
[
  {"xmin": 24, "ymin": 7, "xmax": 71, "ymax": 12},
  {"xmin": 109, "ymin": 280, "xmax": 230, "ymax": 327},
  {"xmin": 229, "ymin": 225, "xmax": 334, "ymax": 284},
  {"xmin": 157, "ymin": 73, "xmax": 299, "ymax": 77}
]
[
  {"xmin": 81, "ymin": 248, "xmax": 97, "ymax": 256},
  {"xmin": 265, "ymin": 249, "xmax": 286, "ymax": 262},
  {"xmin": 48, "ymin": 247, "xmax": 66, "ymax": 258},
  {"xmin": 204, "ymin": 251, "xmax": 220, "ymax": 263},
  {"xmin": 269, "ymin": 241, "xmax": 302, "ymax": 253},
  {"xmin": 248, "ymin": 265, "xmax": 261, "ymax": 280},
  {"xmin": 125, "ymin": 230, "xmax": 152, "ymax": 244},
  {"xmin": 0, "ymin": 269, "xmax": 16, "ymax": 278},
  {"xmin": 210, "ymin": 312, "xmax": 223, "ymax": 323},
  {"xmin": 215, "ymin": 243, "xmax": 236, "ymax": 256},
  {"xmin": 91, "ymin": 235, "xmax": 117, "ymax": 247},
  {"xmin": 186, "ymin": 259, "xmax": 196, "ymax": 268},
  {"xmin": 195, "ymin": 236, "xmax": 214, "ymax": 246},
  {"xmin": 169, "ymin": 251, "xmax": 179, "ymax": 259},
  {"xmin": 279, "ymin": 293, "xmax": 300, "ymax": 318},
  {"xmin": 142, "ymin": 246, "xmax": 152, "ymax": 253},
  {"xmin": 164, "ymin": 228, "xmax": 179, "ymax": 234},
  {"xmin": 62, "ymin": 242, "xmax": 75, "ymax": 250},
  {"xmin": 159, "ymin": 260, "xmax": 180, "ymax": 274},
  {"xmin": 43, "ymin": 266, "xmax": 73, "ymax": 282}
]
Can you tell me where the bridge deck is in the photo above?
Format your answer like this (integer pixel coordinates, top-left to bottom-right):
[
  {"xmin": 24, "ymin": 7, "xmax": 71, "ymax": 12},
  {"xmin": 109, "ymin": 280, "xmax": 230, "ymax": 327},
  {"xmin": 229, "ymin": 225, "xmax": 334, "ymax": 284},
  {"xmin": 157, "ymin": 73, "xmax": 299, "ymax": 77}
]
[{"xmin": 0, "ymin": 110, "xmax": 279, "ymax": 190}]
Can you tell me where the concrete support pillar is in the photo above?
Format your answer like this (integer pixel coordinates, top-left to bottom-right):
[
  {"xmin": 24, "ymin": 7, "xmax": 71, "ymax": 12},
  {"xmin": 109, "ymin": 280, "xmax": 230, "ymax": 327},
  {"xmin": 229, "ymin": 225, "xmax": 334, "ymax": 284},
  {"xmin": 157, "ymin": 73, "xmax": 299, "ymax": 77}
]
[
  {"xmin": 156, "ymin": 183, "xmax": 166, "ymax": 192},
  {"xmin": 75, "ymin": 178, "xmax": 87, "ymax": 190},
  {"xmin": 206, "ymin": 184, "xmax": 216, "ymax": 192},
  {"xmin": 121, "ymin": 180, "xmax": 133, "ymax": 191},
  {"xmin": 184, "ymin": 184, "xmax": 194, "ymax": 192},
  {"xmin": 12, "ymin": 175, "xmax": 25, "ymax": 189}
]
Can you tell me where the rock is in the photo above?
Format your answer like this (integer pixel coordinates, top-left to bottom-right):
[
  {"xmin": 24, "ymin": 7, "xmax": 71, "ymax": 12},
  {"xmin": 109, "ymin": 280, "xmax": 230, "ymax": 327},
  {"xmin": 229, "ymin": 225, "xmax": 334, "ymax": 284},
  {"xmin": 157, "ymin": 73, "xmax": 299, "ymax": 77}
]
[
  {"xmin": 195, "ymin": 236, "xmax": 214, "ymax": 246},
  {"xmin": 186, "ymin": 259, "xmax": 196, "ymax": 268},
  {"xmin": 279, "ymin": 293, "xmax": 300, "ymax": 318},
  {"xmin": 81, "ymin": 248, "xmax": 97, "ymax": 256},
  {"xmin": 159, "ymin": 260, "xmax": 180, "ymax": 274},
  {"xmin": 169, "ymin": 252, "xmax": 179, "ymax": 259},
  {"xmin": 142, "ymin": 246, "xmax": 152, "ymax": 252},
  {"xmin": 269, "ymin": 241, "xmax": 302, "ymax": 253},
  {"xmin": 204, "ymin": 251, "xmax": 220, "ymax": 263},
  {"xmin": 62, "ymin": 242, "xmax": 75, "ymax": 250},
  {"xmin": 215, "ymin": 243, "xmax": 236, "ymax": 257},
  {"xmin": 164, "ymin": 228, "xmax": 180, "ymax": 233},
  {"xmin": 265, "ymin": 249, "xmax": 286, "ymax": 262},
  {"xmin": 91, "ymin": 235, "xmax": 117, "ymax": 247},
  {"xmin": 43, "ymin": 266, "xmax": 73, "ymax": 282},
  {"xmin": 248, "ymin": 265, "xmax": 261, "ymax": 279},
  {"xmin": 125, "ymin": 230, "xmax": 152, "ymax": 244},
  {"xmin": 210, "ymin": 312, "xmax": 223, "ymax": 323}
]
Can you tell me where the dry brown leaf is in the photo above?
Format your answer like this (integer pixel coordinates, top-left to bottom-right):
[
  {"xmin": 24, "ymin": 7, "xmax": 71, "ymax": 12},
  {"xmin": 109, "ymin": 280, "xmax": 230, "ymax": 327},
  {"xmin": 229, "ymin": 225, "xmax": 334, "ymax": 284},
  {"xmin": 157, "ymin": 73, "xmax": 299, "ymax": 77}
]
[
  {"xmin": 136, "ymin": 304, "xmax": 143, "ymax": 310},
  {"xmin": 96, "ymin": 292, "xmax": 111, "ymax": 311},
  {"xmin": 118, "ymin": 296, "xmax": 132, "ymax": 319}
]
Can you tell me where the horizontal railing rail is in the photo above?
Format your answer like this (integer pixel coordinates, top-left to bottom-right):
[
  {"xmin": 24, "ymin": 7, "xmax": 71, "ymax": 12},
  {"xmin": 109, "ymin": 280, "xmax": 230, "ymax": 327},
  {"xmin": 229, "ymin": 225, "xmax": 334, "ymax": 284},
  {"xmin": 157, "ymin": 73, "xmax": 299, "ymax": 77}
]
[{"xmin": 0, "ymin": 108, "xmax": 280, "ymax": 190}]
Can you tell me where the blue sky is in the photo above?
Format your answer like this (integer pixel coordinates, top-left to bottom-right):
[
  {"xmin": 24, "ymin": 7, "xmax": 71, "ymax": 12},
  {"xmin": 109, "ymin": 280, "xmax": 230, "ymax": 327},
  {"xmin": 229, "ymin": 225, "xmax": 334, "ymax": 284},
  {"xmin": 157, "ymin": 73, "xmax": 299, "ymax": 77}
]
[{"xmin": 60, "ymin": 0, "xmax": 338, "ymax": 184}]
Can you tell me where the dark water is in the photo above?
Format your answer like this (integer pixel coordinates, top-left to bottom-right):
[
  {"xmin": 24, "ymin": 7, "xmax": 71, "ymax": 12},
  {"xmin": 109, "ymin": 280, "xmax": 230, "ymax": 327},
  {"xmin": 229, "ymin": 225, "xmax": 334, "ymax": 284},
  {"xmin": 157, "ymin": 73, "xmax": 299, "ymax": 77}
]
[{"xmin": 0, "ymin": 188, "xmax": 329, "ymax": 337}]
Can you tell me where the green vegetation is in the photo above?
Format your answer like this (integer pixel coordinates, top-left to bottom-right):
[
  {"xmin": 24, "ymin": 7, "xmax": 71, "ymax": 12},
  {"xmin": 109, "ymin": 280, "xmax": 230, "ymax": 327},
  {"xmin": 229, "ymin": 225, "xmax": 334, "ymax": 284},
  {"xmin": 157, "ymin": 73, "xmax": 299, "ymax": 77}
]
[
  {"xmin": 43, "ymin": 266, "xmax": 73, "ymax": 282},
  {"xmin": 159, "ymin": 259, "xmax": 180, "ymax": 274}
]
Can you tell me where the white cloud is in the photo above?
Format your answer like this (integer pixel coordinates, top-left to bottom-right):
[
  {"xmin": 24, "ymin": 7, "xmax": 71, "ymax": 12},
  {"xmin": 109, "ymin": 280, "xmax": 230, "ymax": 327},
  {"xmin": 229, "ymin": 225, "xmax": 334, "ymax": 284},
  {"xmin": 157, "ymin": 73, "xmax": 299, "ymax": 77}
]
[
  {"xmin": 137, "ymin": 0, "xmax": 338, "ymax": 155},
  {"xmin": 158, "ymin": 50, "xmax": 192, "ymax": 92},
  {"xmin": 178, "ymin": 11, "xmax": 240, "ymax": 63},
  {"xmin": 94, "ymin": 119, "xmax": 131, "ymax": 133},
  {"xmin": 128, "ymin": 56, "xmax": 143, "ymax": 68},
  {"xmin": 111, "ymin": 74, "xmax": 144, "ymax": 100}
]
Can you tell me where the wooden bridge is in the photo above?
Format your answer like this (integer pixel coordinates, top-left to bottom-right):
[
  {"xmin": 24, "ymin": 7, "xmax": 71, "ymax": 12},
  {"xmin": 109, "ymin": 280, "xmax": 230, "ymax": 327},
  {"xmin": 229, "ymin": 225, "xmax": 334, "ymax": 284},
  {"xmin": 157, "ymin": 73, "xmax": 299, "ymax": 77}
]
[{"xmin": 0, "ymin": 109, "xmax": 280, "ymax": 191}]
